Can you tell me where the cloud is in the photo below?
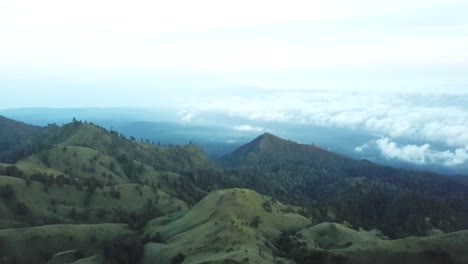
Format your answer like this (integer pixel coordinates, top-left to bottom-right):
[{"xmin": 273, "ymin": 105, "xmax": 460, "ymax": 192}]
[
  {"xmin": 355, "ymin": 143, "xmax": 369, "ymax": 153},
  {"xmin": 179, "ymin": 90, "xmax": 468, "ymax": 168},
  {"xmin": 375, "ymin": 137, "xmax": 468, "ymax": 166},
  {"xmin": 181, "ymin": 91, "xmax": 468, "ymax": 147},
  {"xmin": 1, "ymin": 0, "xmax": 467, "ymax": 78},
  {"xmin": 177, "ymin": 110, "xmax": 197, "ymax": 122},
  {"xmin": 233, "ymin": 125, "xmax": 264, "ymax": 132}
]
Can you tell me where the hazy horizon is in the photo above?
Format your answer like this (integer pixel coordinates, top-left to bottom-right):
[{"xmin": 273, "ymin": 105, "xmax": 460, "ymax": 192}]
[{"xmin": 1, "ymin": 0, "xmax": 467, "ymax": 172}]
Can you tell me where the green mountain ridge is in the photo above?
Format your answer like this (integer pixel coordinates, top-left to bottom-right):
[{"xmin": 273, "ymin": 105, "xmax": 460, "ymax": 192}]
[
  {"xmin": 220, "ymin": 132, "xmax": 346, "ymax": 167},
  {"xmin": 1, "ymin": 116, "xmax": 468, "ymax": 264},
  {"xmin": 219, "ymin": 132, "xmax": 468, "ymax": 238}
]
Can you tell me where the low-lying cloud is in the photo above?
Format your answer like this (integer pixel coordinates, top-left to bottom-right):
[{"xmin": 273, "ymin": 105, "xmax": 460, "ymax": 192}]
[
  {"xmin": 233, "ymin": 125, "xmax": 264, "ymax": 132},
  {"xmin": 375, "ymin": 137, "xmax": 468, "ymax": 166},
  {"xmin": 355, "ymin": 143, "xmax": 370, "ymax": 153},
  {"xmin": 178, "ymin": 90, "xmax": 468, "ymax": 167}
]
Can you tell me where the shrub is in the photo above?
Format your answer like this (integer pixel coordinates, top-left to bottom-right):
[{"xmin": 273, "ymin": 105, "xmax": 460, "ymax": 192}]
[
  {"xmin": 83, "ymin": 193, "xmax": 92, "ymax": 206},
  {"xmin": 150, "ymin": 232, "xmax": 162, "ymax": 243},
  {"xmin": 0, "ymin": 184, "xmax": 15, "ymax": 201},
  {"xmin": 90, "ymin": 234, "xmax": 98, "ymax": 243},
  {"xmin": 69, "ymin": 208, "xmax": 77, "ymax": 220},
  {"xmin": 96, "ymin": 208, "xmax": 107, "ymax": 219},
  {"xmin": 171, "ymin": 253, "xmax": 185, "ymax": 264},
  {"xmin": 103, "ymin": 238, "xmax": 144, "ymax": 264},
  {"xmin": 5, "ymin": 166, "xmax": 23, "ymax": 178},
  {"xmin": 110, "ymin": 188, "xmax": 121, "ymax": 199},
  {"xmin": 262, "ymin": 200, "xmax": 272, "ymax": 212},
  {"xmin": 250, "ymin": 216, "xmax": 262, "ymax": 228},
  {"xmin": 78, "ymin": 209, "xmax": 90, "ymax": 221},
  {"xmin": 15, "ymin": 202, "xmax": 31, "ymax": 216},
  {"xmin": 31, "ymin": 173, "xmax": 47, "ymax": 183}
]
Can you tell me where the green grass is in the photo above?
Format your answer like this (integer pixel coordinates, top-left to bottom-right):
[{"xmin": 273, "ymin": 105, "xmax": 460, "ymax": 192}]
[
  {"xmin": 17, "ymin": 145, "xmax": 129, "ymax": 184},
  {"xmin": 0, "ymin": 176, "xmax": 187, "ymax": 226},
  {"xmin": 294, "ymin": 222, "xmax": 468, "ymax": 264},
  {"xmin": 143, "ymin": 188, "xmax": 310, "ymax": 264},
  {"xmin": 0, "ymin": 223, "xmax": 137, "ymax": 263}
]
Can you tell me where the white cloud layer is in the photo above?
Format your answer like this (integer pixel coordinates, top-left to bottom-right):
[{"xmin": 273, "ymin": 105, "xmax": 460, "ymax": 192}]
[
  {"xmin": 1, "ymin": 0, "xmax": 467, "ymax": 82},
  {"xmin": 233, "ymin": 125, "xmax": 264, "ymax": 132},
  {"xmin": 180, "ymin": 91, "xmax": 468, "ymax": 147},
  {"xmin": 375, "ymin": 137, "xmax": 468, "ymax": 166},
  {"xmin": 355, "ymin": 143, "xmax": 370, "ymax": 153}
]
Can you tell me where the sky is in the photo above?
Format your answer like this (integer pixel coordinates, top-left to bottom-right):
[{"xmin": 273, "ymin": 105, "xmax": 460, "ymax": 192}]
[
  {"xmin": 1, "ymin": 0, "xmax": 468, "ymax": 103},
  {"xmin": 1, "ymin": 0, "xmax": 468, "ymax": 170}
]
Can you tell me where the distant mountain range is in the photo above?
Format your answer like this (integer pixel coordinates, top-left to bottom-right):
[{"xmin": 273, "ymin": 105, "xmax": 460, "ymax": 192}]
[
  {"xmin": 2, "ymin": 107, "xmax": 466, "ymax": 175},
  {"xmin": 1, "ymin": 115, "xmax": 468, "ymax": 264}
]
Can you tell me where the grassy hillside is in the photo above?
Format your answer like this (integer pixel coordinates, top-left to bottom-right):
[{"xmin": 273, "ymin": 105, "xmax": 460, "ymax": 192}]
[
  {"xmin": 0, "ymin": 223, "xmax": 138, "ymax": 263},
  {"xmin": 142, "ymin": 188, "xmax": 310, "ymax": 264},
  {"xmin": 2, "ymin": 116, "xmax": 468, "ymax": 264},
  {"xmin": 0, "ymin": 175, "xmax": 187, "ymax": 228},
  {"xmin": 0, "ymin": 119, "xmax": 218, "ymax": 225},
  {"xmin": 0, "ymin": 118, "xmax": 216, "ymax": 263},
  {"xmin": 279, "ymin": 222, "xmax": 468, "ymax": 264},
  {"xmin": 219, "ymin": 133, "xmax": 468, "ymax": 238}
]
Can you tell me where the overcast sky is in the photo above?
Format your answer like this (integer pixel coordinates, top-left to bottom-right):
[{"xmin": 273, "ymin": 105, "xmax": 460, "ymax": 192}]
[
  {"xmin": 1, "ymin": 0, "xmax": 468, "ymax": 108},
  {"xmin": 1, "ymin": 0, "xmax": 468, "ymax": 169}
]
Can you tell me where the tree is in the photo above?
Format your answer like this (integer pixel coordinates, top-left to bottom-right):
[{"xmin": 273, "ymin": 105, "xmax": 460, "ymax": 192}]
[
  {"xmin": 83, "ymin": 193, "xmax": 92, "ymax": 206},
  {"xmin": 250, "ymin": 216, "xmax": 262, "ymax": 228},
  {"xmin": 110, "ymin": 187, "xmax": 121, "ymax": 199},
  {"xmin": 109, "ymin": 161, "xmax": 116, "ymax": 172},
  {"xmin": 171, "ymin": 253, "xmax": 185, "ymax": 264},
  {"xmin": 0, "ymin": 184, "xmax": 15, "ymax": 201},
  {"xmin": 69, "ymin": 207, "xmax": 77, "ymax": 220},
  {"xmin": 96, "ymin": 208, "xmax": 107, "ymax": 219},
  {"xmin": 262, "ymin": 200, "xmax": 272, "ymax": 212},
  {"xmin": 103, "ymin": 238, "xmax": 144, "ymax": 264},
  {"xmin": 5, "ymin": 166, "xmax": 22, "ymax": 177},
  {"xmin": 151, "ymin": 232, "xmax": 162, "ymax": 243},
  {"xmin": 15, "ymin": 202, "xmax": 31, "ymax": 216},
  {"xmin": 56, "ymin": 175, "xmax": 66, "ymax": 187}
]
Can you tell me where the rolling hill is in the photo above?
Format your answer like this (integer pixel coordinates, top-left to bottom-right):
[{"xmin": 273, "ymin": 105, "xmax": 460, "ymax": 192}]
[
  {"xmin": 1, "ymin": 116, "xmax": 468, "ymax": 264},
  {"xmin": 219, "ymin": 133, "xmax": 468, "ymax": 237}
]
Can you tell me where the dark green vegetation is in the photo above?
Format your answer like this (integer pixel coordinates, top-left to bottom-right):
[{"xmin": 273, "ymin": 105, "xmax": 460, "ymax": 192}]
[
  {"xmin": 0, "ymin": 115, "xmax": 42, "ymax": 163},
  {"xmin": 1, "ymin": 115, "xmax": 468, "ymax": 264},
  {"xmin": 220, "ymin": 133, "xmax": 468, "ymax": 238}
]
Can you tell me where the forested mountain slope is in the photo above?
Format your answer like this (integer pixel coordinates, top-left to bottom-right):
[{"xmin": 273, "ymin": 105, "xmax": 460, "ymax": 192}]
[
  {"xmin": 220, "ymin": 133, "xmax": 468, "ymax": 237},
  {"xmin": 1, "ymin": 117, "xmax": 468, "ymax": 263}
]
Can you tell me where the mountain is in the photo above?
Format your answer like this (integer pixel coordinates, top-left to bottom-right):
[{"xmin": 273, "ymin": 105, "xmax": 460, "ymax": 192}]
[
  {"xmin": 0, "ymin": 117, "xmax": 222, "ymax": 263},
  {"xmin": 2, "ymin": 117, "xmax": 468, "ymax": 264},
  {"xmin": 142, "ymin": 188, "xmax": 309, "ymax": 264},
  {"xmin": 220, "ymin": 132, "xmax": 353, "ymax": 168},
  {"xmin": 0, "ymin": 115, "xmax": 43, "ymax": 163},
  {"xmin": 142, "ymin": 188, "xmax": 468, "ymax": 264},
  {"xmin": 220, "ymin": 133, "xmax": 468, "ymax": 238}
]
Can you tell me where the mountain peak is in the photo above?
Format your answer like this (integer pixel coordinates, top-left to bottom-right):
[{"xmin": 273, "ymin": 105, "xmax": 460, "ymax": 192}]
[
  {"xmin": 220, "ymin": 133, "xmax": 342, "ymax": 168},
  {"xmin": 255, "ymin": 132, "xmax": 285, "ymax": 144}
]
